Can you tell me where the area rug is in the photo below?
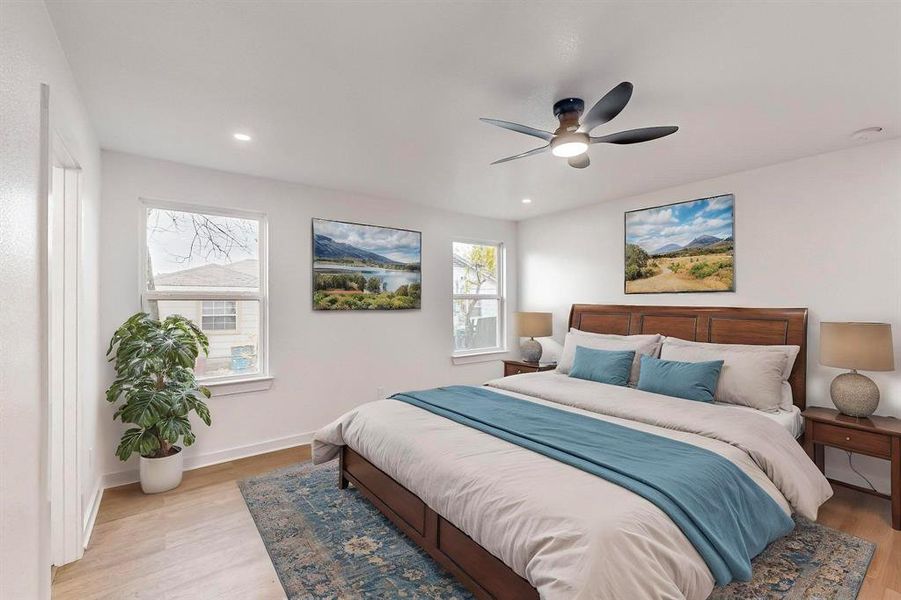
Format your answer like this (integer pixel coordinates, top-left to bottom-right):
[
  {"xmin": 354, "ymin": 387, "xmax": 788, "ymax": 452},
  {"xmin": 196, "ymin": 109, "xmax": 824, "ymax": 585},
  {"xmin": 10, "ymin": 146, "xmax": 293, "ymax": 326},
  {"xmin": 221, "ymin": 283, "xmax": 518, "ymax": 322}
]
[{"xmin": 239, "ymin": 461, "xmax": 875, "ymax": 600}]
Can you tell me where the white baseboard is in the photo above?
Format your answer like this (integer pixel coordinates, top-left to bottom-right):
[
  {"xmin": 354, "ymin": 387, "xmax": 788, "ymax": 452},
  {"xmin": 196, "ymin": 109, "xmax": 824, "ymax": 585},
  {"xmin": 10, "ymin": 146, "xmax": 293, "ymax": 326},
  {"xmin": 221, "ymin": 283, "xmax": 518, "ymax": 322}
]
[
  {"xmin": 101, "ymin": 431, "xmax": 315, "ymax": 490},
  {"xmin": 182, "ymin": 431, "xmax": 315, "ymax": 471},
  {"xmin": 82, "ymin": 477, "xmax": 103, "ymax": 549}
]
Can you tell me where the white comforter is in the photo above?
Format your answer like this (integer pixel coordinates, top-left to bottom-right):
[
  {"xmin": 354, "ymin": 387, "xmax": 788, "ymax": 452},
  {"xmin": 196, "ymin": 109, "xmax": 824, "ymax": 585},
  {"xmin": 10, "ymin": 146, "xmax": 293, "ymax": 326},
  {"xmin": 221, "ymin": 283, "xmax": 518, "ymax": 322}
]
[{"xmin": 313, "ymin": 372, "xmax": 832, "ymax": 600}]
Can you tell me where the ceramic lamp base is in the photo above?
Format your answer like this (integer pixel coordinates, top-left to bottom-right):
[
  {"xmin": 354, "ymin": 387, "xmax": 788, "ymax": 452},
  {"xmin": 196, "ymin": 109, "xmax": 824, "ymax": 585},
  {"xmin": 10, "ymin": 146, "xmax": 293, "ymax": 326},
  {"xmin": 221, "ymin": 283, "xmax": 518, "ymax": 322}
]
[
  {"xmin": 520, "ymin": 338, "xmax": 542, "ymax": 363},
  {"xmin": 830, "ymin": 371, "xmax": 879, "ymax": 417}
]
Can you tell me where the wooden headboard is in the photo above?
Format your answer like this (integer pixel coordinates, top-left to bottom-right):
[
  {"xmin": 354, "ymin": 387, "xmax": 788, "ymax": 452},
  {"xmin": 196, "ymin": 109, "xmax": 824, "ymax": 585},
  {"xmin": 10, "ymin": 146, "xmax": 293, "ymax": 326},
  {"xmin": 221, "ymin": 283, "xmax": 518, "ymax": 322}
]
[{"xmin": 568, "ymin": 304, "xmax": 809, "ymax": 409}]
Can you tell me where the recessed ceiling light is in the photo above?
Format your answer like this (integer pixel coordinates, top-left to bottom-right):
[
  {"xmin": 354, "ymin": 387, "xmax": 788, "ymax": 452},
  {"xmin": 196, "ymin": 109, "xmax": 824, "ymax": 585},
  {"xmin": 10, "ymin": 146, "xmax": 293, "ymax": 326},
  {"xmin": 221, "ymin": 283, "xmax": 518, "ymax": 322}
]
[
  {"xmin": 521, "ymin": 198, "xmax": 532, "ymax": 204},
  {"xmin": 233, "ymin": 132, "xmax": 252, "ymax": 141},
  {"xmin": 851, "ymin": 127, "xmax": 883, "ymax": 141}
]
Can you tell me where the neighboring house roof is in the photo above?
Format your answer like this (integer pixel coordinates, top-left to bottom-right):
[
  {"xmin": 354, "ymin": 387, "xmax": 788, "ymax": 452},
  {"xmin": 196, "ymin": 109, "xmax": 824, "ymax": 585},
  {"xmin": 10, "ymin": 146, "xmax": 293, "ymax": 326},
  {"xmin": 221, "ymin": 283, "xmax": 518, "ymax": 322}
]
[
  {"xmin": 153, "ymin": 259, "xmax": 259, "ymax": 288},
  {"xmin": 452, "ymin": 254, "xmax": 468, "ymax": 270}
]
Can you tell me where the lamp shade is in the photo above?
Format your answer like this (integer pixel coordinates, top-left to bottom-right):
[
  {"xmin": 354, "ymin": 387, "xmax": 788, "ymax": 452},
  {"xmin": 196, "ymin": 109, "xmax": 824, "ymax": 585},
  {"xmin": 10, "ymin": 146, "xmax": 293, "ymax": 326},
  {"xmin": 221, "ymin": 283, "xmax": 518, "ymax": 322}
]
[
  {"xmin": 820, "ymin": 322, "xmax": 894, "ymax": 372},
  {"xmin": 515, "ymin": 312, "xmax": 552, "ymax": 338}
]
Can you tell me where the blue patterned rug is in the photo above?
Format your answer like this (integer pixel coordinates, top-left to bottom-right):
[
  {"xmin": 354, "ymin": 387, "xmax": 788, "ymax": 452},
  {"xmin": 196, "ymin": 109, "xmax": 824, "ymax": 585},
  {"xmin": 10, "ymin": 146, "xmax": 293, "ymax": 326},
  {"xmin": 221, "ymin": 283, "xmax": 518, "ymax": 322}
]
[{"xmin": 239, "ymin": 461, "xmax": 875, "ymax": 600}]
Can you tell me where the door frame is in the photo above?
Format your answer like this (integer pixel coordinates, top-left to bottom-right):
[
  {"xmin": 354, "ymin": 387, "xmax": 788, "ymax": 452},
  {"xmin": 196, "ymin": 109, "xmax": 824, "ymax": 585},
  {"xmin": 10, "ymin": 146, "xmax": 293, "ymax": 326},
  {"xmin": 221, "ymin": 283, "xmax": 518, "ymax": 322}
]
[{"xmin": 48, "ymin": 132, "xmax": 83, "ymax": 566}]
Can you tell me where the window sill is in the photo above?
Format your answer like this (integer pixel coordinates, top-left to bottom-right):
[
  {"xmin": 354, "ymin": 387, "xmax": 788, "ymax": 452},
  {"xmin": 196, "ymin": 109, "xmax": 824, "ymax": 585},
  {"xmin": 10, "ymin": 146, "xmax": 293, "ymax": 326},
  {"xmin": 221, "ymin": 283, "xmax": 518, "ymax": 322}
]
[
  {"xmin": 201, "ymin": 375, "xmax": 273, "ymax": 397},
  {"xmin": 451, "ymin": 349, "xmax": 508, "ymax": 365}
]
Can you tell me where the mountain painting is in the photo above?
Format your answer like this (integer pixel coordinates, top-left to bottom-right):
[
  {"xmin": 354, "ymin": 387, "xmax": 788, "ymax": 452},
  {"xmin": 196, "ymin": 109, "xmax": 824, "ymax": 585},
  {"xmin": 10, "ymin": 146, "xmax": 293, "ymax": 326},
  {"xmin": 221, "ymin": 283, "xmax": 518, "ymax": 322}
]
[
  {"xmin": 312, "ymin": 219, "xmax": 421, "ymax": 310},
  {"xmin": 624, "ymin": 194, "xmax": 735, "ymax": 294}
]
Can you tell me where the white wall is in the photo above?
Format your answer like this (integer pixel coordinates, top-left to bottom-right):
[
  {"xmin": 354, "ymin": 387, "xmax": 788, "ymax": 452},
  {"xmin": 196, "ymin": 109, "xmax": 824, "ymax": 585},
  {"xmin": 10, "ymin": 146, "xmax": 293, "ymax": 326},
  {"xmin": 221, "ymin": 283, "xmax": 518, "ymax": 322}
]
[
  {"xmin": 99, "ymin": 151, "xmax": 518, "ymax": 482},
  {"xmin": 0, "ymin": 1, "xmax": 101, "ymax": 597},
  {"xmin": 519, "ymin": 138, "xmax": 901, "ymax": 493}
]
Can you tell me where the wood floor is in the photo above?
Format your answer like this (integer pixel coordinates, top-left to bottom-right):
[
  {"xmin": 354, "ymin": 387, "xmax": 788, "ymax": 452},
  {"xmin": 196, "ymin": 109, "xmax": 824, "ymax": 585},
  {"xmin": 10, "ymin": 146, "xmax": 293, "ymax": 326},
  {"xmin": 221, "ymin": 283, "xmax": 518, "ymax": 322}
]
[
  {"xmin": 818, "ymin": 484, "xmax": 901, "ymax": 600},
  {"xmin": 53, "ymin": 445, "xmax": 901, "ymax": 600},
  {"xmin": 52, "ymin": 446, "xmax": 309, "ymax": 600}
]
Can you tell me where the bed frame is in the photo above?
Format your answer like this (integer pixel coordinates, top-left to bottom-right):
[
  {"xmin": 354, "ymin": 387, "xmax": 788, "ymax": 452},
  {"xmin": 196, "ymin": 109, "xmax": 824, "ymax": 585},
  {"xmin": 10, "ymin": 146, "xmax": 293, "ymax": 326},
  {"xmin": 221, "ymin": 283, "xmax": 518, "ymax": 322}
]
[{"xmin": 339, "ymin": 304, "xmax": 809, "ymax": 599}]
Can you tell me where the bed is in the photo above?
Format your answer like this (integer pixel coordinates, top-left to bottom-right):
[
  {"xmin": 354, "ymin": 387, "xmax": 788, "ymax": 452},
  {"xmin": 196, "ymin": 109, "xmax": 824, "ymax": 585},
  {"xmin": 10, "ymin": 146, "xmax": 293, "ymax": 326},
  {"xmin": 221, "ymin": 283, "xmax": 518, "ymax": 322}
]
[{"xmin": 313, "ymin": 304, "xmax": 832, "ymax": 599}]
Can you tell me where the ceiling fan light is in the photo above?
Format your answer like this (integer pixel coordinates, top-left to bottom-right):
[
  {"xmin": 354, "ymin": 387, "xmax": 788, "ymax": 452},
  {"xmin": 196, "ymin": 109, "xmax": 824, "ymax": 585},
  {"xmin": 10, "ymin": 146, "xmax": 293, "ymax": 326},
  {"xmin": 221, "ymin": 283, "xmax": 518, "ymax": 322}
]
[
  {"xmin": 551, "ymin": 141, "xmax": 588, "ymax": 158},
  {"xmin": 550, "ymin": 132, "xmax": 589, "ymax": 158}
]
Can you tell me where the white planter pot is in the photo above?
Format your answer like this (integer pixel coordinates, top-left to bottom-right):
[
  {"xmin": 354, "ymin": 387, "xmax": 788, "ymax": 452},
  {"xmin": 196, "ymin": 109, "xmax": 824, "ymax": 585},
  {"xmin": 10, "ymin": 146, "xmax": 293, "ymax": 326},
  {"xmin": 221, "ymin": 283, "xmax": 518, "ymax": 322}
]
[{"xmin": 139, "ymin": 447, "xmax": 184, "ymax": 494}]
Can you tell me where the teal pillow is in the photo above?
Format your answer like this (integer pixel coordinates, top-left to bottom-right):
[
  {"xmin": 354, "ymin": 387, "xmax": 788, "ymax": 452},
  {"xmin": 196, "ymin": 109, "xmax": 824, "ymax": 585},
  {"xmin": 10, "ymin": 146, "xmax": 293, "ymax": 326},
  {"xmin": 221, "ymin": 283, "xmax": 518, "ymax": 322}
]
[
  {"xmin": 568, "ymin": 346, "xmax": 635, "ymax": 386},
  {"xmin": 636, "ymin": 355, "xmax": 724, "ymax": 403}
]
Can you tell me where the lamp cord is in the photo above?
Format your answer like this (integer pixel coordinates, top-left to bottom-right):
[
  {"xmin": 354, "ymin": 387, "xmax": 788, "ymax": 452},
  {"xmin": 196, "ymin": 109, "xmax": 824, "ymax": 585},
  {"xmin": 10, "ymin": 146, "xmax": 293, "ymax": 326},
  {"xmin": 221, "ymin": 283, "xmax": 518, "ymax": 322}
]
[{"xmin": 846, "ymin": 451, "xmax": 878, "ymax": 493}]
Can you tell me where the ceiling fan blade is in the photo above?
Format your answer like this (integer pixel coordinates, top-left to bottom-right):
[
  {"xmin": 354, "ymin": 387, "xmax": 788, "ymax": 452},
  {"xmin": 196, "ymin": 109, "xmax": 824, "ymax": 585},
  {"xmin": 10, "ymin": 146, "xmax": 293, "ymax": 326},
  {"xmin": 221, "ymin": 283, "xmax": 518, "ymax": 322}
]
[
  {"xmin": 578, "ymin": 81, "xmax": 633, "ymax": 133},
  {"xmin": 590, "ymin": 126, "xmax": 678, "ymax": 145},
  {"xmin": 568, "ymin": 154, "xmax": 590, "ymax": 169},
  {"xmin": 480, "ymin": 118, "xmax": 554, "ymax": 141},
  {"xmin": 490, "ymin": 145, "xmax": 549, "ymax": 165}
]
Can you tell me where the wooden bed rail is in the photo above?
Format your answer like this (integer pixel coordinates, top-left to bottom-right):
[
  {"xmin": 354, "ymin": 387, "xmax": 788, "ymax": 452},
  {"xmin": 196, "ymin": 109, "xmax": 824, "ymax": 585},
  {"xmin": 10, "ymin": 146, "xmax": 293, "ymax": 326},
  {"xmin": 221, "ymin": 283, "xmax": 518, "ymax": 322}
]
[{"xmin": 340, "ymin": 446, "xmax": 538, "ymax": 600}]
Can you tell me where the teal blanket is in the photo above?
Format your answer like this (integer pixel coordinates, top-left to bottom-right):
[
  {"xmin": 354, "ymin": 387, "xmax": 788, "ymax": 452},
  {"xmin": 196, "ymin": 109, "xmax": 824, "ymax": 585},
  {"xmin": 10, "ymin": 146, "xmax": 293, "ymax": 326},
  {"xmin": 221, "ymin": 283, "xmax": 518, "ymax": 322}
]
[{"xmin": 391, "ymin": 385, "xmax": 794, "ymax": 585}]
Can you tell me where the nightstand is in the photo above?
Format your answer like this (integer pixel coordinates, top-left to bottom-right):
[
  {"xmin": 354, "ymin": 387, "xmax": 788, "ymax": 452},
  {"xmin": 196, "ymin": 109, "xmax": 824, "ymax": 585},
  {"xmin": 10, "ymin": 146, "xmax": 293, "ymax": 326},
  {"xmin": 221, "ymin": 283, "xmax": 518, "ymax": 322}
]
[
  {"xmin": 802, "ymin": 407, "xmax": 901, "ymax": 530},
  {"xmin": 503, "ymin": 359, "xmax": 556, "ymax": 377}
]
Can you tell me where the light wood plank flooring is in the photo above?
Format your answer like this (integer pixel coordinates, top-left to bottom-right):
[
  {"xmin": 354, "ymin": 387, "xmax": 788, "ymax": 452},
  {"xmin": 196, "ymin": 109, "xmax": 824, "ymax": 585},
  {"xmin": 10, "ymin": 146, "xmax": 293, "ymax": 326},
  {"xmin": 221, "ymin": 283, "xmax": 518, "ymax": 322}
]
[
  {"xmin": 52, "ymin": 446, "xmax": 309, "ymax": 600},
  {"xmin": 818, "ymin": 484, "xmax": 901, "ymax": 600},
  {"xmin": 53, "ymin": 446, "xmax": 900, "ymax": 599}
]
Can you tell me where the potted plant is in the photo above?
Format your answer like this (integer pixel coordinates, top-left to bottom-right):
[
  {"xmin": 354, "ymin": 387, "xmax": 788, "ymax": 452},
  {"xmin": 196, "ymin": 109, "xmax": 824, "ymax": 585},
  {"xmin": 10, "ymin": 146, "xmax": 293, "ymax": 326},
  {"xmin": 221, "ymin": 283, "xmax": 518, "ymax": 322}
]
[{"xmin": 106, "ymin": 312, "xmax": 212, "ymax": 494}]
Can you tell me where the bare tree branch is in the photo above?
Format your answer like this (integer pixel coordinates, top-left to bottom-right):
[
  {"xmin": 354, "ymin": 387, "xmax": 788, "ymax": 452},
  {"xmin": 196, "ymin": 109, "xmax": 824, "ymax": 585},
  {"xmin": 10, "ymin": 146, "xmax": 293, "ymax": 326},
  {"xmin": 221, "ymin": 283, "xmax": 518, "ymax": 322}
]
[{"xmin": 147, "ymin": 210, "xmax": 257, "ymax": 266}]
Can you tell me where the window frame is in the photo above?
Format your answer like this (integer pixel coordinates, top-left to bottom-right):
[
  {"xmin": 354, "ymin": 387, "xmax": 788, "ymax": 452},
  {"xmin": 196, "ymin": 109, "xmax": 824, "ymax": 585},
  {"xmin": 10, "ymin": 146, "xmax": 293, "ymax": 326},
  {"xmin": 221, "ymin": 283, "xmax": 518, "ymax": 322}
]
[
  {"xmin": 139, "ymin": 198, "xmax": 270, "ymax": 385},
  {"xmin": 200, "ymin": 300, "xmax": 239, "ymax": 333},
  {"xmin": 451, "ymin": 238, "xmax": 506, "ymax": 358}
]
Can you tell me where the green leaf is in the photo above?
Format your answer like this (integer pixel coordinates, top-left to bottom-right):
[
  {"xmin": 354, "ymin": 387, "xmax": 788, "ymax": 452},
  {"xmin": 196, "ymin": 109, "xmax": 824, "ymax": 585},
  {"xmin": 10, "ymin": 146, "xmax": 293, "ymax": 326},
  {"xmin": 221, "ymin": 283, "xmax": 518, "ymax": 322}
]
[
  {"xmin": 136, "ymin": 430, "xmax": 162, "ymax": 458},
  {"xmin": 182, "ymin": 430, "xmax": 196, "ymax": 447},
  {"xmin": 119, "ymin": 389, "xmax": 168, "ymax": 427},
  {"xmin": 116, "ymin": 427, "xmax": 160, "ymax": 461},
  {"xmin": 106, "ymin": 382, "xmax": 121, "ymax": 404},
  {"xmin": 116, "ymin": 428, "xmax": 143, "ymax": 460},
  {"xmin": 192, "ymin": 398, "xmax": 211, "ymax": 426},
  {"xmin": 158, "ymin": 415, "xmax": 191, "ymax": 444}
]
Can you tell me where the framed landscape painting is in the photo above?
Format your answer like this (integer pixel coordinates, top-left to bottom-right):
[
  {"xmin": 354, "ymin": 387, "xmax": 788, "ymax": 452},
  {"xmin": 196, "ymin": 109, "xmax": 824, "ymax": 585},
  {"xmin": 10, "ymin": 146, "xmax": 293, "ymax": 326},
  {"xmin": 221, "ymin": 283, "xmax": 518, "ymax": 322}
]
[
  {"xmin": 624, "ymin": 194, "xmax": 734, "ymax": 294},
  {"xmin": 312, "ymin": 218, "xmax": 422, "ymax": 310}
]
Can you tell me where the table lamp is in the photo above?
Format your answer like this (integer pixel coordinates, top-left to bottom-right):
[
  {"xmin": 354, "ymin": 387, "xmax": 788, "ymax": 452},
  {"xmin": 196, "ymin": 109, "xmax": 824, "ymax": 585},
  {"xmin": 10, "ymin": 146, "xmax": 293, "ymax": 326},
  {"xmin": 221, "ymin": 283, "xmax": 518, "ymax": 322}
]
[
  {"xmin": 819, "ymin": 322, "xmax": 894, "ymax": 417},
  {"xmin": 515, "ymin": 312, "xmax": 552, "ymax": 363}
]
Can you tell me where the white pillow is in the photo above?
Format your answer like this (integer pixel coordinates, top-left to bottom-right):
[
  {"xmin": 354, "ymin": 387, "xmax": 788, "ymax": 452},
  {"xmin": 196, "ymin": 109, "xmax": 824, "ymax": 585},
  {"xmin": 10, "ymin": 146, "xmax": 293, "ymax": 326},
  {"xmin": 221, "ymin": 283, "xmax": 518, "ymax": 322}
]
[
  {"xmin": 780, "ymin": 381, "xmax": 793, "ymax": 411},
  {"xmin": 557, "ymin": 329, "xmax": 662, "ymax": 386},
  {"xmin": 661, "ymin": 337, "xmax": 800, "ymax": 377},
  {"xmin": 660, "ymin": 337, "xmax": 800, "ymax": 412}
]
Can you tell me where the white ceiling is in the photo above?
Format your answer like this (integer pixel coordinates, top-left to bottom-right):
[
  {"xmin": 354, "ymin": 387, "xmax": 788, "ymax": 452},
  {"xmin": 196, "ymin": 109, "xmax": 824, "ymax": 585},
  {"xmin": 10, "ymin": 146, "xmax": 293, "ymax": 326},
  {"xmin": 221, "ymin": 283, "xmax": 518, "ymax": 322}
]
[{"xmin": 47, "ymin": 1, "xmax": 900, "ymax": 220}]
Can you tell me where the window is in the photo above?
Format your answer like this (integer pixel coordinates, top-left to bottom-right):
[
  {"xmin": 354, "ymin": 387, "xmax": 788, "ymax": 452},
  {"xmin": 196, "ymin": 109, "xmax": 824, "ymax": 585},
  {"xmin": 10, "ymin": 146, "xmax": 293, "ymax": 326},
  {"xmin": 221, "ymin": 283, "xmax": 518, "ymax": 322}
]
[
  {"xmin": 201, "ymin": 300, "xmax": 237, "ymax": 331},
  {"xmin": 142, "ymin": 201, "xmax": 267, "ymax": 382},
  {"xmin": 452, "ymin": 241, "xmax": 504, "ymax": 355}
]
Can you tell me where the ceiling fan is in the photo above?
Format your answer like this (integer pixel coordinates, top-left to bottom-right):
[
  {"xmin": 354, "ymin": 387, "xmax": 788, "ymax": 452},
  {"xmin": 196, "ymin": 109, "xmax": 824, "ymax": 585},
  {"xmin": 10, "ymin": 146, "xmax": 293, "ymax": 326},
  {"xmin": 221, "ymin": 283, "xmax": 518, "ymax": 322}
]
[{"xmin": 480, "ymin": 82, "xmax": 678, "ymax": 169}]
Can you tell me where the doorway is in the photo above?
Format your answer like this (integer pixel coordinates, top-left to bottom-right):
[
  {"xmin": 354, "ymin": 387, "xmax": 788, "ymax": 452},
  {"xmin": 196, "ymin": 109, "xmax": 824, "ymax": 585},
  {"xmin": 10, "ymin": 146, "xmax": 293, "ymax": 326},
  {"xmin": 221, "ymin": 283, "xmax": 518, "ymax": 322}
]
[{"xmin": 48, "ymin": 136, "xmax": 83, "ymax": 566}]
